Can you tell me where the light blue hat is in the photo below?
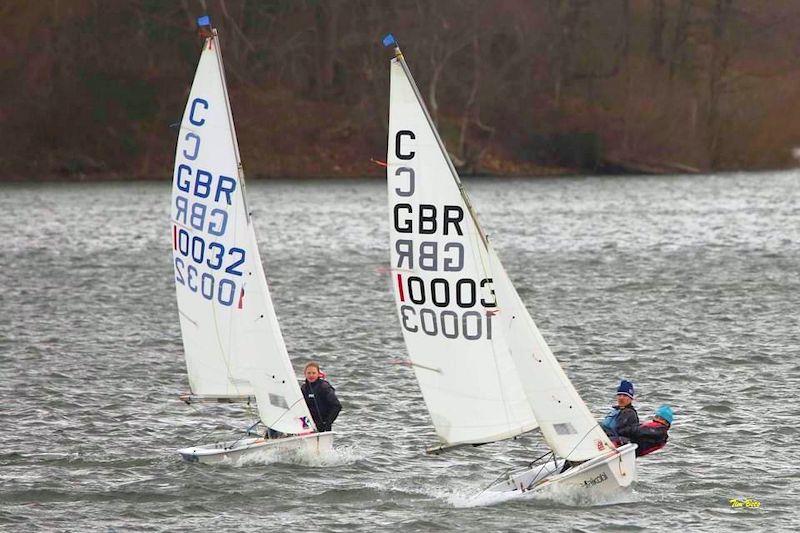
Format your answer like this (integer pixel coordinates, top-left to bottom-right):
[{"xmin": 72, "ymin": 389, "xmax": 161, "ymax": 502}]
[{"xmin": 655, "ymin": 405, "xmax": 674, "ymax": 425}]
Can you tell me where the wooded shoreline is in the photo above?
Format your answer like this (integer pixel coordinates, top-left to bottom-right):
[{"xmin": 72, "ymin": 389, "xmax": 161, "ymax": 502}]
[{"xmin": 3, "ymin": 0, "xmax": 800, "ymax": 181}]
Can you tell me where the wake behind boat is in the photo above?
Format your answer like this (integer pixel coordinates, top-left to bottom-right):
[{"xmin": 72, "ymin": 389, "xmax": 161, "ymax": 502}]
[
  {"xmin": 383, "ymin": 33, "xmax": 635, "ymax": 499},
  {"xmin": 171, "ymin": 16, "xmax": 333, "ymax": 464}
]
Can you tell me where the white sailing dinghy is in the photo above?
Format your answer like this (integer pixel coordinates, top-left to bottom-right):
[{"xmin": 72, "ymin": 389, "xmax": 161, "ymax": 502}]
[
  {"xmin": 383, "ymin": 34, "xmax": 635, "ymax": 498},
  {"xmin": 171, "ymin": 17, "xmax": 333, "ymax": 464}
]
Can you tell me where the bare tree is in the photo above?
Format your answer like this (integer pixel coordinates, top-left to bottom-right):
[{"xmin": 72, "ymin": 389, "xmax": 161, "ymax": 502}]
[
  {"xmin": 707, "ymin": 0, "xmax": 734, "ymax": 167},
  {"xmin": 650, "ymin": 0, "xmax": 666, "ymax": 63},
  {"xmin": 669, "ymin": 0, "xmax": 693, "ymax": 80}
]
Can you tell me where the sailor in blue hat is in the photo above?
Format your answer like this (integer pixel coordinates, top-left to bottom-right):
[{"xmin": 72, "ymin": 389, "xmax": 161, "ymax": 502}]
[{"xmin": 599, "ymin": 379, "xmax": 640, "ymax": 442}]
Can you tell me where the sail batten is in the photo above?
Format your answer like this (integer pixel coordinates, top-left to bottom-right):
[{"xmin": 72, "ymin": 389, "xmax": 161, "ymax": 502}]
[
  {"xmin": 172, "ymin": 29, "xmax": 315, "ymax": 435},
  {"xmin": 387, "ymin": 47, "xmax": 612, "ymax": 459}
]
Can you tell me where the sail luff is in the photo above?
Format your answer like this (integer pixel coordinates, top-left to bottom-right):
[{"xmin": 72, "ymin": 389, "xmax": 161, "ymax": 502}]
[{"xmin": 210, "ymin": 29, "xmax": 315, "ymax": 434}]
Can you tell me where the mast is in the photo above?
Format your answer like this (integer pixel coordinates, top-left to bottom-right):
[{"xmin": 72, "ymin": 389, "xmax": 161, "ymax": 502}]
[{"xmin": 210, "ymin": 26, "xmax": 250, "ymax": 222}]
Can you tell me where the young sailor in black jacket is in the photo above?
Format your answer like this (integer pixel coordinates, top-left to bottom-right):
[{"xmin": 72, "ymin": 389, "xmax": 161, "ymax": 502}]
[
  {"xmin": 301, "ymin": 361, "xmax": 341, "ymax": 433},
  {"xmin": 599, "ymin": 379, "xmax": 639, "ymax": 441}
]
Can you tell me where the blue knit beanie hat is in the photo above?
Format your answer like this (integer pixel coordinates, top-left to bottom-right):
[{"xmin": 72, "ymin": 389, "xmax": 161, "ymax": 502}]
[
  {"xmin": 616, "ymin": 379, "xmax": 635, "ymax": 399},
  {"xmin": 655, "ymin": 405, "xmax": 674, "ymax": 425}
]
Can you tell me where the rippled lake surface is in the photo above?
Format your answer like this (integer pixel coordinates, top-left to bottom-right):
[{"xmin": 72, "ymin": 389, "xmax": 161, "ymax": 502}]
[{"xmin": 1, "ymin": 173, "xmax": 798, "ymax": 531}]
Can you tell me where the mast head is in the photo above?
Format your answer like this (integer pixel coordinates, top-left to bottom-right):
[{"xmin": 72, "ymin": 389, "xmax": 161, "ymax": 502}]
[
  {"xmin": 197, "ymin": 14, "xmax": 213, "ymax": 39},
  {"xmin": 382, "ymin": 33, "xmax": 401, "ymax": 57}
]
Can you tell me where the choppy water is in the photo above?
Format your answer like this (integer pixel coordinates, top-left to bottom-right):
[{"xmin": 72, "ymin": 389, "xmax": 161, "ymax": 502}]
[{"xmin": 1, "ymin": 173, "xmax": 798, "ymax": 531}]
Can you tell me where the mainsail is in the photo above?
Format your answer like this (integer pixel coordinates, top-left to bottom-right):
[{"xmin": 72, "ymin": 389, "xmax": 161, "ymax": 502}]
[
  {"xmin": 386, "ymin": 42, "xmax": 613, "ymax": 460},
  {"xmin": 171, "ymin": 27, "xmax": 315, "ymax": 435}
]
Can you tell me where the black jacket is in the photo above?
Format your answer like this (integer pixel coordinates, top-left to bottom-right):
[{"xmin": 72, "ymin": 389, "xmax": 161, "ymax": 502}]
[
  {"xmin": 600, "ymin": 404, "xmax": 639, "ymax": 439},
  {"xmin": 301, "ymin": 379, "xmax": 341, "ymax": 433}
]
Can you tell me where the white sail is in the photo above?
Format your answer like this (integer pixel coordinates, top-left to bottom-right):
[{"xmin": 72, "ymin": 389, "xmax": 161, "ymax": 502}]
[
  {"xmin": 171, "ymin": 31, "xmax": 315, "ymax": 435},
  {"xmin": 387, "ymin": 53, "xmax": 537, "ymax": 447},
  {"xmin": 387, "ymin": 48, "xmax": 613, "ymax": 460}
]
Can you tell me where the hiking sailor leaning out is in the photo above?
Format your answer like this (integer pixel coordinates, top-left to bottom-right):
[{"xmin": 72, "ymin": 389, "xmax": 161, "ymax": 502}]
[
  {"xmin": 301, "ymin": 361, "xmax": 341, "ymax": 433},
  {"xmin": 600, "ymin": 379, "xmax": 639, "ymax": 442},
  {"xmin": 632, "ymin": 404, "xmax": 674, "ymax": 457}
]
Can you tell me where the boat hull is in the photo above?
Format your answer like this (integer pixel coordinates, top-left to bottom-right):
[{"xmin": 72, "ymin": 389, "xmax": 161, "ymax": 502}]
[
  {"xmin": 480, "ymin": 443, "xmax": 637, "ymax": 498},
  {"xmin": 177, "ymin": 431, "xmax": 335, "ymax": 464}
]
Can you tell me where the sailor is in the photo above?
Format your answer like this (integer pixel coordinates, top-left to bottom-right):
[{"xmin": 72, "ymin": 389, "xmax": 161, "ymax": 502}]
[
  {"xmin": 301, "ymin": 361, "xmax": 341, "ymax": 433},
  {"xmin": 599, "ymin": 379, "xmax": 639, "ymax": 442},
  {"xmin": 632, "ymin": 405, "xmax": 673, "ymax": 457}
]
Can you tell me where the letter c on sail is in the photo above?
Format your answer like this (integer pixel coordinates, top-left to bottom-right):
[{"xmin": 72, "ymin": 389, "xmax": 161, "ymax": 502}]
[
  {"xmin": 189, "ymin": 98, "xmax": 209, "ymax": 126},
  {"xmin": 395, "ymin": 130, "xmax": 415, "ymax": 160},
  {"xmin": 183, "ymin": 133, "xmax": 201, "ymax": 160},
  {"xmin": 395, "ymin": 167, "xmax": 415, "ymax": 197}
]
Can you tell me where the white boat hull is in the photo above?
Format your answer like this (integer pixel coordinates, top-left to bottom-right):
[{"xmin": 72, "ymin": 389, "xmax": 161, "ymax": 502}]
[
  {"xmin": 480, "ymin": 443, "xmax": 637, "ymax": 499},
  {"xmin": 177, "ymin": 432, "xmax": 335, "ymax": 464}
]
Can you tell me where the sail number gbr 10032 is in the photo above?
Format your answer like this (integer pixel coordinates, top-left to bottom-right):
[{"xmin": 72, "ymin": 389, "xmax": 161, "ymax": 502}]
[{"xmin": 173, "ymin": 225, "xmax": 244, "ymax": 307}]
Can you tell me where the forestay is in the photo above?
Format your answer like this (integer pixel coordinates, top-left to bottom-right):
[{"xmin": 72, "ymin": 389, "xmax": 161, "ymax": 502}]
[
  {"xmin": 387, "ymin": 47, "xmax": 613, "ymax": 460},
  {"xmin": 171, "ymin": 30, "xmax": 315, "ymax": 435}
]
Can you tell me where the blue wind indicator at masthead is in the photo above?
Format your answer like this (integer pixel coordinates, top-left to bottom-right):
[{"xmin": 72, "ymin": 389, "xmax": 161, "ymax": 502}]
[
  {"xmin": 382, "ymin": 33, "xmax": 397, "ymax": 48},
  {"xmin": 197, "ymin": 15, "xmax": 211, "ymax": 28}
]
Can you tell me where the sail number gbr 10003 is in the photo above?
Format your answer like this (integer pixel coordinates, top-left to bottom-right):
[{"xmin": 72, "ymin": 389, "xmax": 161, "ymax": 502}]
[
  {"xmin": 397, "ymin": 277, "xmax": 496, "ymax": 340},
  {"xmin": 391, "ymin": 129, "xmax": 496, "ymax": 341}
]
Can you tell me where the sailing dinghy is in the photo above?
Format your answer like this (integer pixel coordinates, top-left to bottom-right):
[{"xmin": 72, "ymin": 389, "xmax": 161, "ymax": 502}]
[
  {"xmin": 383, "ymin": 34, "xmax": 636, "ymax": 498},
  {"xmin": 171, "ymin": 17, "xmax": 333, "ymax": 464}
]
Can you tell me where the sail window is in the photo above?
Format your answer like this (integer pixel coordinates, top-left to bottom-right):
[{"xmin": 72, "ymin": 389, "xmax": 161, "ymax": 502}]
[
  {"xmin": 269, "ymin": 394, "xmax": 289, "ymax": 409},
  {"xmin": 553, "ymin": 423, "xmax": 577, "ymax": 435}
]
